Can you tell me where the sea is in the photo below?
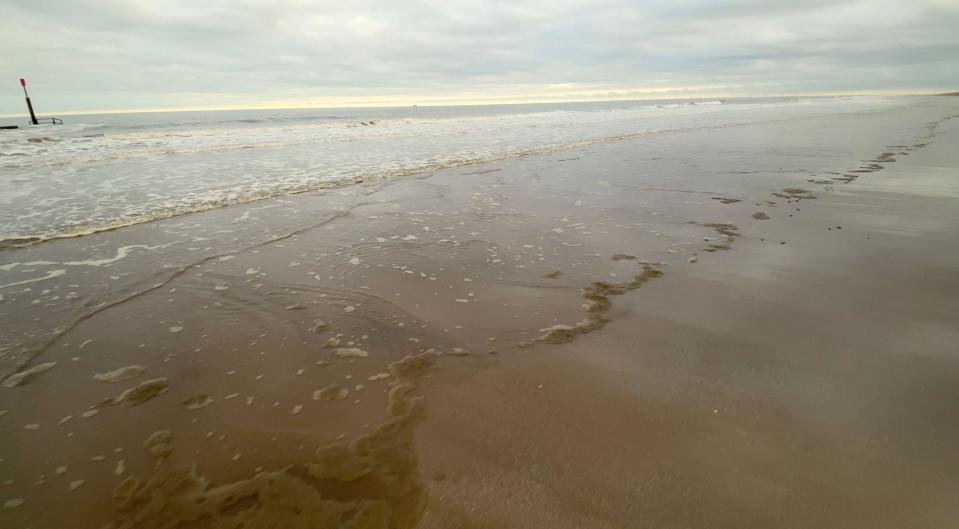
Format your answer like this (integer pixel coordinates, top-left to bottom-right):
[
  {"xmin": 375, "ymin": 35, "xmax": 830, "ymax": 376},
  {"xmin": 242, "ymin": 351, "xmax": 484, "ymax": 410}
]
[{"xmin": 0, "ymin": 96, "xmax": 886, "ymax": 246}]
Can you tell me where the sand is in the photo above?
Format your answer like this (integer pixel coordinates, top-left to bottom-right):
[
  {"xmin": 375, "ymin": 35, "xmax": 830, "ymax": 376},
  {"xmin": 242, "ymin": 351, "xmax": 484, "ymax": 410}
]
[{"xmin": 0, "ymin": 97, "xmax": 958, "ymax": 528}]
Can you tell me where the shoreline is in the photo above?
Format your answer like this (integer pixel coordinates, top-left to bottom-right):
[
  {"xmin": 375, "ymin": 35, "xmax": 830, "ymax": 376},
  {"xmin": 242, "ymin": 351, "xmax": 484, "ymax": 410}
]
[
  {"xmin": 0, "ymin": 96, "xmax": 915, "ymax": 252},
  {"xmin": 1, "ymin": 99, "xmax": 958, "ymax": 528}
]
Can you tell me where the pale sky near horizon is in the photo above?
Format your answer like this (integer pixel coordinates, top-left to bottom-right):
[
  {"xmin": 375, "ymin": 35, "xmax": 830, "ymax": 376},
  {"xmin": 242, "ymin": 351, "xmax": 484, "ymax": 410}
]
[{"xmin": 2, "ymin": 0, "xmax": 958, "ymax": 115}]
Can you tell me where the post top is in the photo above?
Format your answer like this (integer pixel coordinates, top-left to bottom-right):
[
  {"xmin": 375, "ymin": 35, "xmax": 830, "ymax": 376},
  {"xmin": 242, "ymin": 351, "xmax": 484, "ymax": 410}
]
[{"xmin": 20, "ymin": 78, "xmax": 26, "ymax": 86}]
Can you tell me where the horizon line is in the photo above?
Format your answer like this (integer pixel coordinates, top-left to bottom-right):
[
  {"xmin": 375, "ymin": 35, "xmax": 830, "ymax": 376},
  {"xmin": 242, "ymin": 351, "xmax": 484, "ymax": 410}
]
[{"xmin": 0, "ymin": 88, "xmax": 953, "ymax": 120}]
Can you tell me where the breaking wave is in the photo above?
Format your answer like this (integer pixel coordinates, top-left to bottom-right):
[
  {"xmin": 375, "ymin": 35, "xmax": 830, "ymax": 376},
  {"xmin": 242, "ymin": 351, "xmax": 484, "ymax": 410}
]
[{"xmin": 0, "ymin": 96, "xmax": 889, "ymax": 247}]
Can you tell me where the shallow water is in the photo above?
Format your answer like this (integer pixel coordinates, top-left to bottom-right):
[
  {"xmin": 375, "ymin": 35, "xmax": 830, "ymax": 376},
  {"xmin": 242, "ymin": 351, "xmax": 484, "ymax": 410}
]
[{"xmin": 1, "ymin": 96, "xmax": 890, "ymax": 245}]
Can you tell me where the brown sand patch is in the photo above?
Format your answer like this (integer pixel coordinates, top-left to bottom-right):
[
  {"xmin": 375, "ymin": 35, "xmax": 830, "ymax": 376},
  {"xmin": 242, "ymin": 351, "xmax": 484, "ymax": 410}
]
[
  {"xmin": 703, "ymin": 244, "xmax": 732, "ymax": 252},
  {"xmin": 698, "ymin": 222, "xmax": 740, "ymax": 239},
  {"xmin": 773, "ymin": 187, "xmax": 817, "ymax": 200},
  {"xmin": 110, "ymin": 380, "xmax": 428, "ymax": 528}
]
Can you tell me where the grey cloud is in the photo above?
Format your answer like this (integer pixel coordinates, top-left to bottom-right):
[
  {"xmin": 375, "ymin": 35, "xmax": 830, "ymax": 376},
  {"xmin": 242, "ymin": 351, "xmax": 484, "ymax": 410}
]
[{"xmin": 1, "ymin": 0, "xmax": 958, "ymax": 114}]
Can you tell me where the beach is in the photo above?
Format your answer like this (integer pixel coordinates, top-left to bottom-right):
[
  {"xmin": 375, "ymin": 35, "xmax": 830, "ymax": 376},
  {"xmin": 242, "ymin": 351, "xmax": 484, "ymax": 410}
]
[{"xmin": 1, "ymin": 96, "xmax": 958, "ymax": 528}]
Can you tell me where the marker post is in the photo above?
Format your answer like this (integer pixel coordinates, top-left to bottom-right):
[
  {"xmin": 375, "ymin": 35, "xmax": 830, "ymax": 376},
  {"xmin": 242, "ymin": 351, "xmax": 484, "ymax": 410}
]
[{"xmin": 20, "ymin": 79, "xmax": 39, "ymax": 125}]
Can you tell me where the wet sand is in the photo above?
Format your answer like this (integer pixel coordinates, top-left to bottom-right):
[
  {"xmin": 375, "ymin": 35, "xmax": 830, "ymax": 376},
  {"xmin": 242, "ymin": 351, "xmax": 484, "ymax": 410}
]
[{"xmin": 2, "ymin": 98, "xmax": 959, "ymax": 528}]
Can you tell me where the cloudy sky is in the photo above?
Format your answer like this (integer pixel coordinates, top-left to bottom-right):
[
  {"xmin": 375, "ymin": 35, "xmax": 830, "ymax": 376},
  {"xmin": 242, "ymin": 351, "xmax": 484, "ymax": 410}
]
[{"xmin": 2, "ymin": 0, "xmax": 958, "ymax": 114}]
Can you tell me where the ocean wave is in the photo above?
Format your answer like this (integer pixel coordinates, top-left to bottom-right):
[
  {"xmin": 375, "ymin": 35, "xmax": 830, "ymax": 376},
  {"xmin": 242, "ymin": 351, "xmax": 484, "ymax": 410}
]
[
  {"xmin": 0, "ymin": 97, "xmax": 892, "ymax": 247},
  {"xmin": 0, "ymin": 130, "xmax": 665, "ymax": 247},
  {"xmin": 0, "ymin": 103, "xmax": 740, "ymax": 168}
]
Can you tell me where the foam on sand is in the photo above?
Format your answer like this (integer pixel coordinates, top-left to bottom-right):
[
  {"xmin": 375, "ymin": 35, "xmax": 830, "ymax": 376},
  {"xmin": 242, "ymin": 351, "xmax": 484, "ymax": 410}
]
[
  {"xmin": 93, "ymin": 366, "xmax": 147, "ymax": 383},
  {"xmin": 2, "ymin": 362, "xmax": 57, "ymax": 388},
  {"xmin": 101, "ymin": 379, "xmax": 169, "ymax": 408},
  {"xmin": 182, "ymin": 394, "xmax": 215, "ymax": 410},
  {"xmin": 525, "ymin": 264, "xmax": 664, "ymax": 346},
  {"xmin": 142, "ymin": 430, "xmax": 174, "ymax": 460},
  {"xmin": 388, "ymin": 352, "xmax": 437, "ymax": 380},
  {"xmin": 0, "ymin": 269, "xmax": 67, "ymax": 290},
  {"xmin": 4, "ymin": 498, "xmax": 26, "ymax": 509},
  {"xmin": 332, "ymin": 348, "xmax": 369, "ymax": 358},
  {"xmin": 315, "ymin": 384, "xmax": 350, "ymax": 401}
]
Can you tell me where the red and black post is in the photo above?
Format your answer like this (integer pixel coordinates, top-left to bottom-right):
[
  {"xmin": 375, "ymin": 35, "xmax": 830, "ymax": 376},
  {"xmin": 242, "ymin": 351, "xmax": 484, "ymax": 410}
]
[{"xmin": 20, "ymin": 78, "xmax": 39, "ymax": 125}]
